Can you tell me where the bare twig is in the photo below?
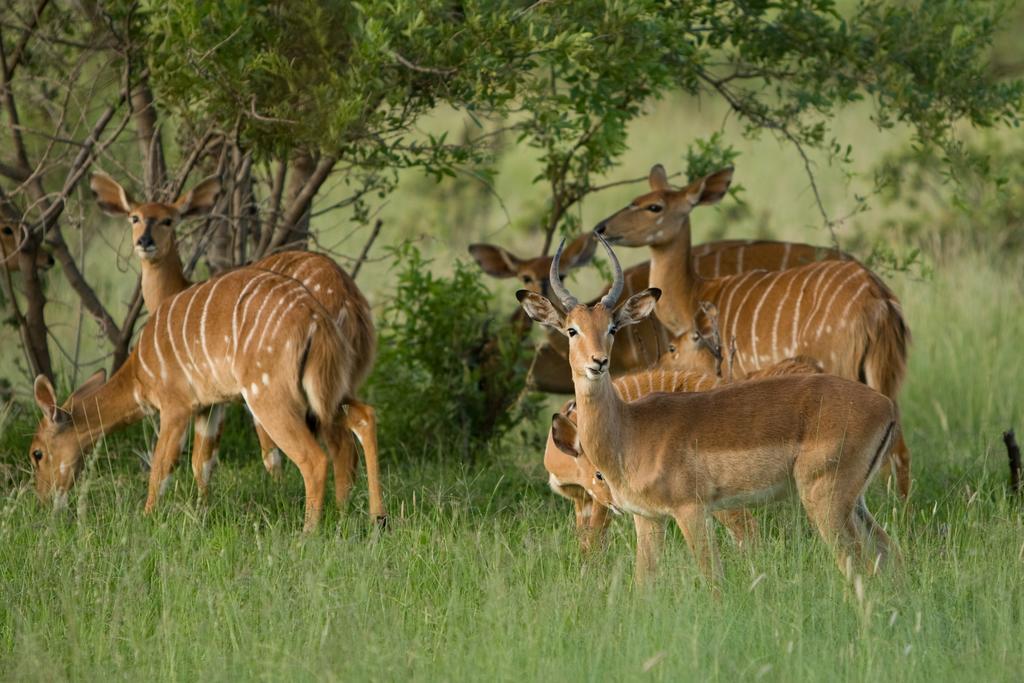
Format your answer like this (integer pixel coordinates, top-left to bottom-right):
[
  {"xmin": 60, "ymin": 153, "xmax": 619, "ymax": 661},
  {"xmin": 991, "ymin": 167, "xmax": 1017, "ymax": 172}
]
[
  {"xmin": 350, "ymin": 219, "xmax": 383, "ymax": 280},
  {"xmin": 391, "ymin": 51, "xmax": 456, "ymax": 76},
  {"xmin": 696, "ymin": 66, "xmax": 840, "ymax": 249}
]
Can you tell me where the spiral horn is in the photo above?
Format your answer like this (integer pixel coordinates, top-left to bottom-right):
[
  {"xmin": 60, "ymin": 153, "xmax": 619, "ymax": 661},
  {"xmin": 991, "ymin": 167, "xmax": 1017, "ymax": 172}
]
[{"xmin": 597, "ymin": 233, "xmax": 624, "ymax": 309}]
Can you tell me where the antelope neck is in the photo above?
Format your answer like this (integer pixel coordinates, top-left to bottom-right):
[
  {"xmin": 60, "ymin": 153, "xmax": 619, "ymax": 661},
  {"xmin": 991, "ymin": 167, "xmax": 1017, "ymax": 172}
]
[
  {"xmin": 65, "ymin": 355, "xmax": 147, "ymax": 452},
  {"xmin": 646, "ymin": 217, "xmax": 701, "ymax": 337},
  {"xmin": 140, "ymin": 248, "xmax": 190, "ymax": 309},
  {"xmin": 572, "ymin": 373, "xmax": 627, "ymax": 483}
]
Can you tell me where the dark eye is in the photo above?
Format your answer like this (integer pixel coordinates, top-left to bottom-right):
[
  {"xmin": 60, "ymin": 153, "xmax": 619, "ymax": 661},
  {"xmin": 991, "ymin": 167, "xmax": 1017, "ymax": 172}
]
[
  {"xmin": 595, "ymin": 471, "xmax": 604, "ymax": 481},
  {"xmin": 522, "ymin": 275, "xmax": 533, "ymax": 284},
  {"xmin": 1, "ymin": 226, "xmax": 12, "ymax": 236},
  {"xmin": 32, "ymin": 449, "xmax": 43, "ymax": 463},
  {"xmin": 647, "ymin": 204, "xmax": 662, "ymax": 213},
  {"xmin": 162, "ymin": 218, "xmax": 173, "ymax": 226},
  {"xmin": 130, "ymin": 216, "xmax": 140, "ymax": 224},
  {"xmin": 567, "ymin": 328, "xmax": 577, "ymax": 337}
]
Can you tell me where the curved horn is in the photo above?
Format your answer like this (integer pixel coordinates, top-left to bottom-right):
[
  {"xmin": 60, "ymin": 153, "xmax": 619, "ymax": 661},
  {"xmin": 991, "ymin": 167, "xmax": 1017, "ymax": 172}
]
[
  {"xmin": 597, "ymin": 233, "xmax": 624, "ymax": 309},
  {"xmin": 549, "ymin": 239, "xmax": 579, "ymax": 311}
]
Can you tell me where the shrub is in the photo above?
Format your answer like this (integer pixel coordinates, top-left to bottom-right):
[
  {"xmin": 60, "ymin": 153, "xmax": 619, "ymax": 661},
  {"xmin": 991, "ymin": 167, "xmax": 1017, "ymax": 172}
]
[{"xmin": 365, "ymin": 243, "xmax": 538, "ymax": 460}]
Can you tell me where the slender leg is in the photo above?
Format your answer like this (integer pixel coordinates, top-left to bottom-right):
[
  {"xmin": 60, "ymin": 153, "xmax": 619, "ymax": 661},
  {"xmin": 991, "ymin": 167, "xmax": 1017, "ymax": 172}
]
[
  {"xmin": 145, "ymin": 409, "xmax": 191, "ymax": 514},
  {"xmin": 854, "ymin": 497, "xmax": 899, "ymax": 573},
  {"xmin": 632, "ymin": 514, "xmax": 665, "ymax": 586},
  {"xmin": 191, "ymin": 404, "xmax": 225, "ymax": 499},
  {"xmin": 797, "ymin": 474, "xmax": 865, "ymax": 580},
  {"xmin": 255, "ymin": 423, "xmax": 284, "ymax": 480},
  {"xmin": 250, "ymin": 400, "xmax": 329, "ymax": 532},
  {"xmin": 345, "ymin": 401, "xmax": 387, "ymax": 526},
  {"xmin": 674, "ymin": 504, "xmax": 723, "ymax": 587},
  {"xmin": 713, "ymin": 508, "xmax": 758, "ymax": 549},
  {"xmin": 324, "ymin": 414, "xmax": 358, "ymax": 507}
]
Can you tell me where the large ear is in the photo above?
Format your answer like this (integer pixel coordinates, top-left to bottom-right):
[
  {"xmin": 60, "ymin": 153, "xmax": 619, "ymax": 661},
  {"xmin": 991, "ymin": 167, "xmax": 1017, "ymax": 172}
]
[
  {"xmin": 68, "ymin": 368, "xmax": 107, "ymax": 405},
  {"xmin": 550, "ymin": 413, "xmax": 580, "ymax": 457},
  {"xmin": 649, "ymin": 164, "xmax": 670, "ymax": 191},
  {"xmin": 692, "ymin": 167, "xmax": 734, "ymax": 206},
  {"xmin": 516, "ymin": 290, "xmax": 565, "ymax": 331},
  {"xmin": 467, "ymin": 243, "xmax": 521, "ymax": 278},
  {"xmin": 614, "ymin": 288, "xmax": 661, "ymax": 329},
  {"xmin": 33, "ymin": 375, "xmax": 62, "ymax": 423},
  {"xmin": 90, "ymin": 173, "xmax": 134, "ymax": 216},
  {"xmin": 173, "ymin": 176, "xmax": 221, "ymax": 218},
  {"xmin": 559, "ymin": 232, "xmax": 597, "ymax": 271}
]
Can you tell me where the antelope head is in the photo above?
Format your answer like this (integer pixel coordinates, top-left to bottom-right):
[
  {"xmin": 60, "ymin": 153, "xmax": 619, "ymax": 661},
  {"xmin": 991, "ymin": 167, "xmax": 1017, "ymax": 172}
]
[
  {"xmin": 0, "ymin": 222, "xmax": 54, "ymax": 271},
  {"xmin": 515, "ymin": 234, "xmax": 660, "ymax": 387},
  {"xmin": 90, "ymin": 173, "xmax": 221, "ymax": 262},
  {"xmin": 468, "ymin": 232, "xmax": 596, "ymax": 298},
  {"xmin": 547, "ymin": 402, "xmax": 616, "ymax": 510},
  {"xmin": 28, "ymin": 371, "xmax": 107, "ymax": 508},
  {"xmin": 594, "ymin": 165, "xmax": 733, "ymax": 247}
]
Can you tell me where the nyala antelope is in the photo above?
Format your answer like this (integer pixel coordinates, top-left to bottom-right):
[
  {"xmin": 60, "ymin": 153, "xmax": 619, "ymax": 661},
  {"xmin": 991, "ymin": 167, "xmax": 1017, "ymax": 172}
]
[
  {"xmin": 546, "ymin": 359, "xmax": 823, "ymax": 552},
  {"xmin": 519, "ymin": 235, "xmax": 897, "ymax": 586},
  {"xmin": 1, "ymin": 221, "xmax": 54, "ymax": 272},
  {"xmin": 470, "ymin": 234, "xmax": 847, "ymax": 393},
  {"xmin": 29, "ymin": 266, "xmax": 384, "ymax": 531},
  {"xmin": 595, "ymin": 165, "xmax": 912, "ymax": 497},
  {"xmin": 90, "ymin": 172, "xmax": 376, "ymax": 500}
]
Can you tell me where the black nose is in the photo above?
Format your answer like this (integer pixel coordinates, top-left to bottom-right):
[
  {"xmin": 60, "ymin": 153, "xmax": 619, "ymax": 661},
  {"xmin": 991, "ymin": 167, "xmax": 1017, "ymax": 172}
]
[
  {"xmin": 45, "ymin": 253, "xmax": 55, "ymax": 267},
  {"xmin": 594, "ymin": 222, "xmax": 607, "ymax": 235},
  {"xmin": 592, "ymin": 356, "xmax": 608, "ymax": 369},
  {"xmin": 136, "ymin": 233, "xmax": 154, "ymax": 249}
]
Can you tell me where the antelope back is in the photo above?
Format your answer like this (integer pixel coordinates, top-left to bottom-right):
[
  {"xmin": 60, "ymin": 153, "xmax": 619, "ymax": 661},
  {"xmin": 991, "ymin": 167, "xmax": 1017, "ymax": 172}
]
[
  {"xmin": 134, "ymin": 267, "xmax": 349, "ymax": 412},
  {"xmin": 690, "ymin": 260, "xmax": 900, "ymax": 383}
]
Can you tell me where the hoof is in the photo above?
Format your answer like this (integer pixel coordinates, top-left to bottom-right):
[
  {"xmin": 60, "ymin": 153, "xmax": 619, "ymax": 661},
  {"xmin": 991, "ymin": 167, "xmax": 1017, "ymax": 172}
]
[{"xmin": 375, "ymin": 514, "xmax": 389, "ymax": 531}]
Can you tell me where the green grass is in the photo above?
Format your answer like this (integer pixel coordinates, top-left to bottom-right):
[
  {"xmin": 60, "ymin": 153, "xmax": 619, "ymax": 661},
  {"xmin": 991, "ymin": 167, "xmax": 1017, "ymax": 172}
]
[{"xmin": 1, "ymin": 250, "xmax": 1023, "ymax": 682}]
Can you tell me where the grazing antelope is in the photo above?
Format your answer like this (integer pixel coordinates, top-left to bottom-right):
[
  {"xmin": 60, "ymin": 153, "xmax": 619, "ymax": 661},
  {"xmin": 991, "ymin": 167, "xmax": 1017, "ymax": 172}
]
[
  {"xmin": 469, "ymin": 234, "xmax": 846, "ymax": 393},
  {"xmin": 519, "ymin": 236, "xmax": 897, "ymax": 586},
  {"xmin": 595, "ymin": 165, "xmax": 912, "ymax": 497},
  {"xmin": 90, "ymin": 173, "xmax": 375, "ymax": 501},
  {"xmin": 0, "ymin": 222, "xmax": 54, "ymax": 272},
  {"xmin": 29, "ymin": 266, "xmax": 385, "ymax": 531},
  {"xmin": 546, "ymin": 359, "xmax": 823, "ymax": 551}
]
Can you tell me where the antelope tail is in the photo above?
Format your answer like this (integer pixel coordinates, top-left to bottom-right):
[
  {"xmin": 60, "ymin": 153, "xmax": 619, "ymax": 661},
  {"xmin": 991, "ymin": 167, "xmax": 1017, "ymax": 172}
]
[
  {"xmin": 299, "ymin": 319, "xmax": 348, "ymax": 433},
  {"xmin": 860, "ymin": 273, "xmax": 911, "ymax": 400}
]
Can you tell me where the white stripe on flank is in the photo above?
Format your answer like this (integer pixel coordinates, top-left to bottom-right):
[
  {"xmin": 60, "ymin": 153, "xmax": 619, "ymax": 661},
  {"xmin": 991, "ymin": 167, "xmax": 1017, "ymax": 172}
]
[
  {"xmin": 151, "ymin": 305, "xmax": 169, "ymax": 380},
  {"xmin": 630, "ymin": 374, "xmax": 642, "ymax": 401},
  {"xmin": 789, "ymin": 262, "xmax": 833, "ymax": 355},
  {"xmin": 264, "ymin": 291, "xmax": 309, "ymax": 345},
  {"xmin": 180, "ymin": 284, "xmax": 204, "ymax": 379},
  {"xmin": 137, "ymin": 329, "xmax": 156, "ymax": 379},
  {"xmin": 713, "ymin": 248, "xmax": 723, "ymax": 278},
  {"xmin": 799, "ymin": 262, "xmax": 851, "ymax": 339},
  {"xmin": 242, "ymin": 279, "xmax": 298, "ymax": 354},
  {"xmin": 728, "ymin": 271, "xmax": 772, "ymax": 360},
  {"xmin": 717, "ymin": 270, "xmax": 760, "ymax": 349},
  {"xmin": 769, "ymin": 269, "xmax": 800, "ymax": 363},
  {"xmin": 199, "ymin": 275, "xmax": 227, "ymax": 387},
  {"xmin": 745, "ymin": 271, "xmax": 781, "ymax": 363},
  {"xmin": 839, "ymin": 281, "xmax": 870, "ymax": 322},
  {"xmin": 233, "ymin": 273, "xmax": 275, "ymax": 360},
  {"xmin": 780, "ymin": 242, "xmax": 792, "ymax": 269},
  {"xmin": 811, "ymin": 268, "xmax": 863, "ymax": 340},
  {"xmin": 165, "ymin": 291, "xmax": 190, "ymax": 386}
]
